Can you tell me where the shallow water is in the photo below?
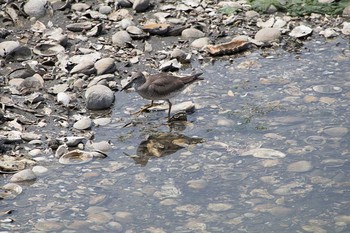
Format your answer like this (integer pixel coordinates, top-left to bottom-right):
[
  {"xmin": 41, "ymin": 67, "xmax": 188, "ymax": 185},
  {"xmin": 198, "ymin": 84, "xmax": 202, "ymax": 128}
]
[{"xmin": 2, "ymin": 37, "xmax": 350, "ymax": 232}]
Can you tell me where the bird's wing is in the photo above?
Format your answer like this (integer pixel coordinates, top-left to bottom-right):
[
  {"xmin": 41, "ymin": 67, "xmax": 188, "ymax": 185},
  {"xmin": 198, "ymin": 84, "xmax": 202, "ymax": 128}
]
[{"xmin": 147, "ymin": 75, "xmax": 185, "ymax": 96}]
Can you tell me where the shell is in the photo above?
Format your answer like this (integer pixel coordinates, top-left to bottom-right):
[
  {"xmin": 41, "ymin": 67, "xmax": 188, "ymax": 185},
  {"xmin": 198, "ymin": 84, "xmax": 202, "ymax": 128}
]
[
  {"xmin": 205, "ymin": 39, "xmax": 252, "ymax": 56},
  {"xmin": 58, "ymin": 150, "xmax": 93, "ymax": 165}
]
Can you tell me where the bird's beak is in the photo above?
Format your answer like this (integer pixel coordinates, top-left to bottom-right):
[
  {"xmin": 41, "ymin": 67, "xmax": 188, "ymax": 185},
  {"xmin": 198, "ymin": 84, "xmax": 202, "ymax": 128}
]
[{"xmin": 120, "ymin": 78, "xmax": 134, "ymax": 91}]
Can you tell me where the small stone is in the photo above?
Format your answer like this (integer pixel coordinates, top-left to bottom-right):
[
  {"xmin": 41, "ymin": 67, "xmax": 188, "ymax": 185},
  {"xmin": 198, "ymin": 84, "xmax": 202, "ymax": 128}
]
[
  {"xmin": 112, "ymin": 31, "xmax": 132, "ymax": 47},
  {"xmin": 10, "ymin": 169, "xmax": 37, "ymax": 182},
  {"xmin": 133, "ymin": 0, "xmax": 150, "ymax": 12},
  {"xmin": 191, "ymin": 37, "xmax": 209, "ymax": 49},
  {"xmin": 35, "ymin": 220, "xmax": 63, "ymax": 232},
  {"xmin": 93, "ymin": 118, "xmax": 111, "ymax": 126},
  {"xmin": 85, "ymin": 85, "xmax": 115, "ymax": 110},
  {"xmin": 73, "ymin": 117, "xmax": 92, "ymax": 130},
  {"xmin": 342, "ymin": 22, "xmax": 350, "ymax": 35},
  {"xmin": 303, "ymin": 95, "xmax": 318, "ymax": 103},
  {"xmin": 88, "ymin": 141, "xmax": 112, "ymax": 152},
  {"xmin": 182, "ymin": 28, "xmax": 205, "ymax": 39},
  {"xmin": 287, "ymin": 161, "xmax": 313, "ymax": 173},
  {"xmin": 255, "ymin": 28, "xmax": 281, "ymax": 42},
  {"xmin": 107, "ymin": 222, "xmax": 123, "ymax": 232},
  {"xmin": 187, "ymin": 179, "xmax": 207, "ymax": 189},
  {"xmin": 115, "ymin": 212, "xmax": 133, "ymax": 223},
  {"xmin": 207, "ymin": 203, "xmax": 233, "ymax": 212},
  {"xmin": 32, "ymin": 166, "xmax": 48, "ymax": 175},
  {"xmin": 23, "ymin": 0, "xmax": 49, "ymax": 18},
  {"xmin": 120, "ymin": 19, "xmax": 135, "ymax": 29},
  {"xmin": 343, "ymin": 6, "xmax": 350, "ymax": 17},
  {"xmin": 0, "ymin": 41, "xmax": 21, "ymax": 57},
  {"xmin": 324, "ymin": 127, "xmax": 348, "ymax": 137},
  {"xmin": 94, "ymin": 58, "xmax": 116, "ymax": 75},
  {"xmin": 99, "ymin": 5, "xmax": 112, "ymax": 15},
  {"xmin": 319, "ymin": 28, "xmax": 338, "ymax": 38},
  {"xmin": 245, "ymin": 10, "xmax": 260, "ymax": 18},
  {"xmin": 159, "ymin": 59, "xmax": 182, "ymax": 71},
  {"xmin": 319, "ymin": 96, "xmax": 336, "ymax": 104}
]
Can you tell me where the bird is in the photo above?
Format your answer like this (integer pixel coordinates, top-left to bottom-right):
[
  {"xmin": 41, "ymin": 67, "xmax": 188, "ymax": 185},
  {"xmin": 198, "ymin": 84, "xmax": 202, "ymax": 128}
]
[{"xmin": 121, "ymin": 71, "xmax": 203, "ymax": 121}]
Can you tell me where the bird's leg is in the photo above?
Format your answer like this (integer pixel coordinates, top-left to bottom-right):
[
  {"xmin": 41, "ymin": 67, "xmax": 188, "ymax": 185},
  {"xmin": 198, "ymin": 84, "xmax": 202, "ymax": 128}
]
[
  {"xmin": 167, "ymin": 100, "xmax": 172, "ymax": 122},
  {"xmin": 131, "ymin": 100, "xmax": 153, "ymax": 115}
]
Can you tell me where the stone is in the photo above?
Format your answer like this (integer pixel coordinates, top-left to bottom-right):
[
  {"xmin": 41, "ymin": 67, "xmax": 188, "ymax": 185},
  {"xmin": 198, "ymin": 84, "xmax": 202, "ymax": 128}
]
[
  {"xmin": 324, "ymin": 127, "xmax": 348, "ymax": 137},
  {"xmin": 343, "ymin": 6, "xmax": 350, "ymax": 17},
  {"xmin": 133, "ymin": 0, "xmax": 150, "ymax": 12},
  {"xmin": 94, "ymin": 58, "xmax": 116, "ymax": 75},
  {"xmin": 182, "ymin": 28, "xmax": 205, "ymax": 39},
  {"xmin": 112, "ymin": 31, "xmax": 132, "ymax": 47},
  {"xmin": 287, "ymin": 161, "xmax": 313, "ymax": 173},
  {"xmin": 191, "ymin": 37, "xmax": 210, "ymax": 49},
  {"xmin": 99, "ymin": 5, "xmax": 112, "ymax": 15},
  {"xmin": 342, "ymin": 22, "xmax": 350, "ymax": 35},
  {"xmin": 207, "ymin": 203, "xmax": 233, "ymax": 212},
  {"xmin": 0, "ymin": 41, "xmax": 20, "ymax": 57},
  {"xmin": 85, "ymin": 85, "xmax": 115, "ymax": 110},
  {"xmin": 73, "ymin": 117, "xmax": 92, "ymax": 130},
  {"xmin": 255, "ymin": 28, "xmax": 281, "ymax": 42},
  {"xmin": 23, "ymin": 0, "xmax": 49, "ymax": 18},
  {"xmin": 10, "ymin": 169, "xmax": 37, "ymax": 182}
]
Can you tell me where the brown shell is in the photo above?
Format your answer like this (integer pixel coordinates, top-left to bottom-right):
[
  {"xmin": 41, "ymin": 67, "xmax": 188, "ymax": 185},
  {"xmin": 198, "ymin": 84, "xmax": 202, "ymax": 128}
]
[{"xmin": 205, "ymin": 39, "xmax": 252, "ymax": 56}]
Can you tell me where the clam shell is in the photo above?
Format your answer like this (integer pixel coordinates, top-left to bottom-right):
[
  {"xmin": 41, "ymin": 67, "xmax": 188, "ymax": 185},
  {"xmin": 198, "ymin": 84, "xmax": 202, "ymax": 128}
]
[
  {"xmin": 205, "ymin": 39, "xmax": 251, "ymax": 56},
  {"xmin": 58, "ymin": 150, "xmax": 93, "ymax": 165}
]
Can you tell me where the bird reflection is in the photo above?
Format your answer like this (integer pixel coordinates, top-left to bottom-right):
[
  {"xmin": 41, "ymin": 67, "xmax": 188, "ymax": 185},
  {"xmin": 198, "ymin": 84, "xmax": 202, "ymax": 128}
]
[{"xmin": 130, "ymin": 132, "xmax": 203, "ymax": 166}]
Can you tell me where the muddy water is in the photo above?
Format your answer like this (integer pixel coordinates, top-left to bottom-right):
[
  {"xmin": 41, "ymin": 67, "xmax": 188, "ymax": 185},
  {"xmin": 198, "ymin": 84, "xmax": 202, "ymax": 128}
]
[{"xmin": 2, "ymin": 37, "xmax": 350, "ymax": 232}]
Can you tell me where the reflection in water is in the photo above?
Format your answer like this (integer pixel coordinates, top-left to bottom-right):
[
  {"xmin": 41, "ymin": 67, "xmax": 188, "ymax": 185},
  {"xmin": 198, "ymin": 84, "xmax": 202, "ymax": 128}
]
[{"xmin": 131, "ymin": 132, "xmax": 203, "ymax": 166}]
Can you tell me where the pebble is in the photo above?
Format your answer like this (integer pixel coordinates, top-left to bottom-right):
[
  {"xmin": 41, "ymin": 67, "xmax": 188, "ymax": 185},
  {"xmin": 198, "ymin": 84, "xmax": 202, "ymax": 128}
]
[
  {"xmin": 320, "ymin": 28, "xmax": 338, "ymax": 38},
  {"xmin": 287, "ymin": 161, "xmax": 313, "ymax": 172},
  {"xmin": 32, "ymin": 166, "xmax": 48, "ymax": 176},
  {"xmin": 23, "ymin": 0, "xmax": 49, "ymax": 18},
  {"xmin": 85, "ymin": 85, "xmax": 115, "ymax": 110},
  {"xmin": 191, "ymin": 37, "xmax": 210, "ymax": 49},
  {"xmin": 73, "ymin": 117, "xmax": 92, "ymax": 130},
  {"xmin": 94, "ymin": 58, "xmax": 116, "ymax": 75},
  {"xmin": 187, "ymin": 179, "xmax": 207, "ymax": 189},
  {"xmin": 112, "ymin": 31, "xmax": 132, "ymax": 47},
  {"xmin": 255, "ymin": 28, "xmax": 281, "ymax": 42},
  {"xmin": 35, "ymin": 220, "xmax": 63, "ymax": 232},
  {"xmin": 133, "ymin": 0, "xmax": 150, "ymax": 12},
  {"xmin": 323, "ymin": 127, "xmax": 348, "ymax": 137},
  {"xmin": 93, "ymin": 117, "xmax": 111, "ymax": 126},
  {"xmin": 115, "ymin": 212, "xmax": 134, "ymax": 223},
  {"xmin": 120, "ymin": 19, "xmax": 135, "ymax": 29},
  {"xmin": 57, "ymin": 92, "xmax": 70, "ymax": 106},
  {"xmin": 182, "ymin": 28, "xmax": 205, "ymax": 39},
  {"xmin": 10, "ymin": 169, "xmax": 37, "ymax": 182},
  {"xmin": 207, "ymin": 203, "xmax": 233, "ymax": 212},
  {"xmin": 99, "ymin": 5, "xmax": 112, "ymax": 15},
  {"xmin": 88, "ymin": 141, "xmax": 112, "ymax": 152},
  {"xmin": 0, "ymin": 41, "xmax": 20, "ymax": 57},
  {"xmin": 342, "ymin": 22, "xmax": 350, "ymax": 35}
]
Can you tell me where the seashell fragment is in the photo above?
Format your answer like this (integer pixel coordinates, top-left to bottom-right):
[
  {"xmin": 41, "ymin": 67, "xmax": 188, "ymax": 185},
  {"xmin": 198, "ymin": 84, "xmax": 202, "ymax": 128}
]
[
  {"xmin": 141, "ymin": 23, "xmax": 171, "ymax": 35},
  {"xmin": 205, "ymin": 39, "xmax": 252, "ymax": 56},
  {"xmin": 33, "ymin": 43, "xmax": 65, "ymax": 56},
  {"xmin": 58, "ymin": 150, "xmax": 93, "ymax": 165}
]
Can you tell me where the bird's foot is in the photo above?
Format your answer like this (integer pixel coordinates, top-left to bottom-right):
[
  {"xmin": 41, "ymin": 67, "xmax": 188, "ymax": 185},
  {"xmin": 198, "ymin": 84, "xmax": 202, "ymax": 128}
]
[{"xmin": 131, "ymin": 103, "xmax": 162, "ymax": 116}]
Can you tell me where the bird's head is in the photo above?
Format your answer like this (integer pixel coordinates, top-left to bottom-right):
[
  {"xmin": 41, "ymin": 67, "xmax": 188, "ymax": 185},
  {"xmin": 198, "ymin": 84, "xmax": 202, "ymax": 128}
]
[{"xmin": 121, "ymin": 72, "xmax": 145, "ymax": 91}]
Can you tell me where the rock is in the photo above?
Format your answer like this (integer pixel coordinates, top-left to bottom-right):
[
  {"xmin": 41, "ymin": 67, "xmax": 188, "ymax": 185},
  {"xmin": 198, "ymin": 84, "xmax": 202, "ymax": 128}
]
[
  {"xmin": 207, "ymin": 203, "xmax": 233, "ymax": 212},
  {"xmin": 71, "ymin": 3, "xmax": 90, "ymax": 11},
  {"xmin": 319, "ymin": 28, "xmax": 338, "ymax": 38},
  {"xmin": 182, "ymin": 28, "xmax": 205, "ymax": 39},
  {"xmin": 57, "ymin": 92, "xmax": 71, "ymax": 106},
  {"xmin": 289, "ymin": 25, "xmax": 313, "ymax": 38},
  {"xmin": 73, "ymin": 117, "xmax": 92, "ymax": 130},
  {"xmin": 94, "ymin": 58, "xmax": 116, "ymax": 75},
  {"xmin": 10, "ymin": 169, "xmax": 37, "ymax": 182},
  {"xmin": 0, "ymin": 41, "xmax": 20, "ymax": 57},
  {"xmin": 115, "ymin": 212, "xmax": 133, "ymax": 223},
  {"xmin": 342, "ymin": 22, "xmax": 350, "ymax": 35},
  {"xmin": 85, "ymin": 85, "xmax": 115, "ymax": 110},
  {"xmin": 159, "ymin": 59, "xmax": 182, "ymax": 71},
  {"xmin": 93, "ymin": 118, "xmax": 111, "ymax": 126},
  {"xmin": 23, "ymin": 0, "xmax": 50, "ymax": 18},
  {"xmin": 70, "ymin": 60, "xmax": 95, "ymax": 75},
  {"xmin": 343, "ymin": 5, "xmax": 350, "ymax": 17},
  {"xmin": 255, "ymin": 28, "xmax": 281, "ymax": 42},
  {"xmin": 88, "ymin": 141, "xmax": 112, "ymax": 152},
  {"xmin": 18, "ymin": 75, "xmax": 44, "ymax": 94},
  {"xmin": 287, "ymin": 161, "xmax": 313, "ymax": 172},
  {"xmin": 324, "ymin": 127, "xmax": 348, "ymax": 137},
  {"xmin": 187, "ymin": 179, "xmax": 207, "ymax": 189},
  {"xmin": 191, "ymin": 37, "xmax": 210, "ymax": 49},
  {"xmin": 120, "ymin": 19, "xmax": 135, "ymax": 29},
  {"xmin": 245, "ymin": 10, "xmax": 260, "ymax": 19},
  {"xmin": 99, "ymin": 5, "xmax": 112, "ymax": 15},
  {"xmin": 133, "ymin": 0, "xmax": 150, "ymax": 12},
  {"xmin": 170, "ymin": 48, "xmax": 187, "ymax": 62},
  {"xmin": 32, "ymin": 166, "xmax": 48, "ymax": 176},
  {"xmin": 112, "ymin": 31, "xmax": 132, "ymax": 47}
]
